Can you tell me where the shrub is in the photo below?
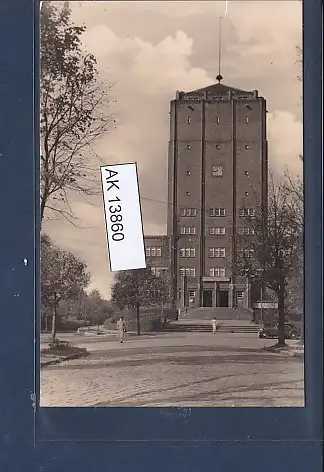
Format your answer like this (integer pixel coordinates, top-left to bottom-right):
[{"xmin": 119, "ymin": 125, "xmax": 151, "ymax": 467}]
[{"xmin": 49, "ymin": 339, "xmax": 71, "ymax": 350}]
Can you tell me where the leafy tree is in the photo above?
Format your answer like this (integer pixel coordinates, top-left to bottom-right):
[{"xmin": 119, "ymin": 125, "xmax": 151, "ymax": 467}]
[
  {"xmin": 84, "ymin": 289, "xmax": 109, "ymax": 329},
  {"xmin": 111, "ymin": 268, "xmax": 166, "ymax": 335},
  {"xmin": 40, "ymin": 2, "xmax": 115, "ymax": 224},
  {"xmin": 237, "ymin": 173, "xmax": 302, "ymax": 346},
  {"xmin": 41, "ymin": 234, "xmax": 91, "ymax": 341}
]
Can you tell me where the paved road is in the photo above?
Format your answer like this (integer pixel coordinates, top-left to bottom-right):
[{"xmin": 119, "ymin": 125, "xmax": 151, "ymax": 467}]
[{"xmin": 40, "ymin": 332, "xmax": 304, "ymax": 407}]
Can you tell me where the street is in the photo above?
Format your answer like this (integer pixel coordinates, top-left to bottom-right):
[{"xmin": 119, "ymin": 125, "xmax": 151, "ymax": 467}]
[{"xmin": 40, "ymin": 331, "xmax": 304, "ymax": 407}]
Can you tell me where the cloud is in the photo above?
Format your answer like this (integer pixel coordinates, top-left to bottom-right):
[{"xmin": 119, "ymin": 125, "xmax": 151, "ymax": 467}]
[{"xmin": 268, "ymin": 110, "xmax": 302, "ymax": 175}]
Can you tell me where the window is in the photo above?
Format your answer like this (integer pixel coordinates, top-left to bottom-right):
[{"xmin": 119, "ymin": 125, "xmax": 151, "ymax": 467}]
[
  {"xmin": 209, "ymin": 247, "xmax": 226, "ymax": 258},
  {"xmin": 238, "ymin": 227, "xmax": 255, "ymax": 236},
  {"xmin": 239, "ymin": 249, "xmax": 255, "ymax": 258},
  {"xmin": 237, "ymin": 291, "xmax": 244, "ymax": 299},
  {"xmin": 216, "ymin": 144, "xmax": 221, "ymax": 150},
  {"xmin": 209, "ymin": 227, "xmax": 226, "ymax": 235},
  {"xmin": 216, "ymin": 116, "xmax": 220, "ymax": 124},
  {"xmin": 187, "ymin": 144, "xmax": 192, "ymax": 150},
  {"xmin": 209, "ymin": 268, "xmax": 226, "ymax": 277},
  {"xmin": 212, "ymin": 165, "xmax": 223, "ymax": 177},
  {"xmin": 180, "ymin": 226, "xmax": 196, "ymax": 235},
  {"xmin": 180, "ymin": 247, "xmax": 196, "ymax": 258},
  {"xmin": 187, "ymin": 117, "xmax": 191, "ymax": 124},
  {"xmin": 146, "ymin": 246, "xmax": 162, "ymax": 257},
  {"xmin": 189, "ymin": 290, "xmax": 196, "ymax": 300},
  {"xmin": 180, "ymin": 207, "xmax": 197, "ymax": 217},
  {"xmin": 245, "ymin": 116, "xmax": 249, "ymax": 124},
  {"xmin": 239, "ymin": 208, "xmax": 255, "ymax": 217},
  {"xmin": 180, "ymin": 267, "xmax": 196, "ymax": 277},
  {"xmin": 245, "ymin": 144, "xmax": 250, "ymax": 150},
  {"xmin": 209, "ymin": 208, "xmax": 226, "ymax": 217},
  {"xmin": 153, "ymin": 267, "xmax": 168, "ymax": 277}
]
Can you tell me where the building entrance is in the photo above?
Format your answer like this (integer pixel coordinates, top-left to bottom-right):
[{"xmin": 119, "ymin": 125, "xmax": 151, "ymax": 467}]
[
  {"xmin": 218, "ymin": 290, "xmax": 229, "ymax": 307},
  {"xmin": 202, "ymin": 290, "xmax": 213, "ymax": 307}
]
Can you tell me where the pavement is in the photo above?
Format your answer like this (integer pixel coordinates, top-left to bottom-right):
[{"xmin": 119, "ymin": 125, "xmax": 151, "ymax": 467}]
[{"xmin": 40, "ymin": 331, "xmax": 304, "ymax": 407}]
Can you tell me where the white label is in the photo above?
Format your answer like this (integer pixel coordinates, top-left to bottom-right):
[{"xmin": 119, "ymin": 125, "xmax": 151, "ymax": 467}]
[{"xmin": 100, "ymin": 163, "xmax": 146, "ymax": 272}]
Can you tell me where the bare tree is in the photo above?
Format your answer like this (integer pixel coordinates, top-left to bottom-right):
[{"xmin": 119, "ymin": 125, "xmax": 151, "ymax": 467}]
[
  {"xmin": 40, "ymin": 2, "xmax": 115, "ymax": 224},
  {"xmin": 237, "ymin": 172, "xmax": 302, "ymax": 346}
]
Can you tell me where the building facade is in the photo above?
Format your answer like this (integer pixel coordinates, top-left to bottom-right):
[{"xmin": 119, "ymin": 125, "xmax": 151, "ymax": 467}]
[{"xmin": 146, "ymin": 80, "xmax": 268, "ymax": 310}]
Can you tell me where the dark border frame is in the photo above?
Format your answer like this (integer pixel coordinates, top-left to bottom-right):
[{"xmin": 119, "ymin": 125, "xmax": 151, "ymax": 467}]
[{"xmin": 0, "ymin": 0, "xmax": 322, "ymax": 470}]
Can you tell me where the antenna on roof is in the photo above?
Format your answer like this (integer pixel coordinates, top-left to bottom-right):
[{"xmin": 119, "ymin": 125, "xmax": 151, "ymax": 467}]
[{"xmin": 216, "ymin": 16, "xmax": 223, "ymax": 84}]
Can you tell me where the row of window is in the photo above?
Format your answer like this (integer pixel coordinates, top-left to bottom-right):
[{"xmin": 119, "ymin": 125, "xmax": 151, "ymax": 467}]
[
  {"xmin": 180, "ymin": 207, "xmax": 254, "ymax": 218},
  {"xmin": 209, "ymin": 247, "xmax": 226, "ymax": 258},
  {"xmin": 179, "ymin": 248, "xmax": 254, "ymax": 259},
  {"xmin": 239, "ymin": 208, "xmax": 255, "ymax": 217},
  {"xmin": 180, "ymin": 208, "xmax": 197, "ymax": 217},
  {"xmin": 146, "ymin": 247, "xmax": 162, "ymax": 257},
  {"xmin": 179, "ymin": 268, "xmax": 227, "ymax": 278},
  {"xmin": 185, "ymin": 144, "xmax": 251, "ymax": 151},
  {"xmin": 239, "ymin": 249, "xmax": 255, "ymax": 258},
  {"xmin": 180, "ymin": 248, "xmax": 196, "ymax": 258},
  {"xmin": 179, "ymin": 289, "xmax": 245, "ymax": 300},
  {"xmin": 180, "ymin": 226, "xmax": 196, "ymax": 235},
  {"xmin": 146, "ymin": 241, "xmax": 255, "ymax": 259},
  {"xmin": 173, "ymin": 225, "xmax": 255, "ymax": 236},
  {"xmin": 180, "ymin": 267, "xmax": 196, "ymax": 277},
  {"xmin": 186, "ymin": 116, "xmax": 250, "ymax": 124},
  {"xmin": 179, "ymin": 247, "xmax": 226, "ymax": 258},
  {"xmin": 180, "ymin": 208, "xmax": 255, "ymax": 218}
]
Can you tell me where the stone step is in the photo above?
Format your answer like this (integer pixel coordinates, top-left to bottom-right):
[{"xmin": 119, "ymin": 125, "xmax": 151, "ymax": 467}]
[
  {"xmin": 164, "ymin": 324, "xmax": 259, "ymax": 333},
  {"xmin": 182, "ymin": 307, "xmax": 253, "ymax": 321}
]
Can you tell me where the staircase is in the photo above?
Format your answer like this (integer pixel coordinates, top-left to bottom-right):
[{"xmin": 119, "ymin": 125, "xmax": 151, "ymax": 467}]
[
  {"xmin": 180, "ymin": 307, "xmax": 253, "ymax": 321},
  {"xmin": 164, "ymin": 322, "xmax": 259, "ymax": 334},
  {"xmin": 164, "ymin": 307, "xmax": 258, "ymax": 334}
]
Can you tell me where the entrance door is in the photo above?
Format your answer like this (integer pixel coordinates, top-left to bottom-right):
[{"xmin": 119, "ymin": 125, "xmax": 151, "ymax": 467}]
[
  {"xmin": 203, "ymin": 290, "xmax": 213, "ymax": 307},
  {"xmin": 218, "ymin": 290, "xmax": 229, "ymax": 307}
]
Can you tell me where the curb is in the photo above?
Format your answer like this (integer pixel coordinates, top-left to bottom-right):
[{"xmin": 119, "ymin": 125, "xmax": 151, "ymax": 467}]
[
  {"xmin": 262, "ymin": 347, "xmax": 304, "ymax": 358},
  {"xmin": 41, "ymin": 350, "xmax": 89, "ymax": 368}
]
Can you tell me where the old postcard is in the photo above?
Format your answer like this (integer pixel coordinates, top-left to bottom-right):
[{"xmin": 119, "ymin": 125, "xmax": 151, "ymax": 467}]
[{"xmin": 40, "ymin": 0, "xmax": 304, "ymax": 407}]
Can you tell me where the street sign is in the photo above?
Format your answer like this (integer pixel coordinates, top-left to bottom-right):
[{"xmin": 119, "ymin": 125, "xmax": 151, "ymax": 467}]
[{"xmin": 100, "ymin": 162, "xmax": 146, "ymax": 272}]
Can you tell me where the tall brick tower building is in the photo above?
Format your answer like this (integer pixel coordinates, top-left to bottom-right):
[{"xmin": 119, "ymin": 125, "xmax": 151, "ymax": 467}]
[{"xmin": 164, "ymin": 81, "xmax": 268, "ymax": 310}]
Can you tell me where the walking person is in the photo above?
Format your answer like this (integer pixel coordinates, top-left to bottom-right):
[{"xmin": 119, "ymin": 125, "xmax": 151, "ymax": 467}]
[
  {"xmin": 211, "ymin": 317, "xmax": 217, "ymax": 334},
  {"xmin": 117, "ymin": 316, "xmax": 126, "ymax": 343}
]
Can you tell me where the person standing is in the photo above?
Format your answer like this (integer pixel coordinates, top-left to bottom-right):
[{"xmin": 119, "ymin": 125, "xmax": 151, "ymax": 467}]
[
  {"xmin": 211, "ymin": 317, "xmax": 217, "ymax": 334},
  {"xmin": 117, "ymin": 316, "xmax": 126, "ymax": 343}
]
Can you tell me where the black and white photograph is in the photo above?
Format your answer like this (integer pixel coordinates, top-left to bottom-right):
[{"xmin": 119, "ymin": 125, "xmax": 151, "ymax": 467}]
[{"xmin": 40, "ymin": 0, "xmax": 304, "ymax": 407}]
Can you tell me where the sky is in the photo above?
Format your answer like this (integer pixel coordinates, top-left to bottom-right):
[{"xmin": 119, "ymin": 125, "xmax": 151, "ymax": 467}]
[{"xmin": 44, "ymin": 0, "xmax": 303, "ymax": 300}]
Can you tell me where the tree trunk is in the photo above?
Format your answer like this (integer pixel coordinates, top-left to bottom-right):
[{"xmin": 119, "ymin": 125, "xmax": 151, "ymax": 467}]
[
  {"xmin": 40, "ymin": 195, "xmax": 46, "ymax": 223},
  {"xmin": 51, "ymin": 305, "xmax": 57, "ymax": 342},
  {"xmin": 277, "ymin": 281, "xmax": 286, "ymax": 346},
  {"xmin": 45, "ymin": 314, "xmax": 48, "ymax": 332},
  {"xmin": 136, "ymin": 302, "xmax": 140, "ymax": 336}
]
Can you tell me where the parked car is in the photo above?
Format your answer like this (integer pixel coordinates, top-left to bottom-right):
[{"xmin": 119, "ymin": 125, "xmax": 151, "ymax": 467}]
[{"xmin": 259, "ymin": 322, "xmax": 300, "ymax": 340}]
